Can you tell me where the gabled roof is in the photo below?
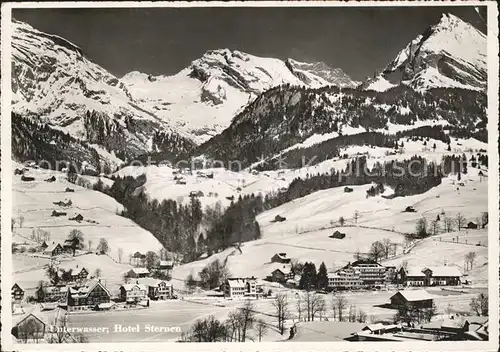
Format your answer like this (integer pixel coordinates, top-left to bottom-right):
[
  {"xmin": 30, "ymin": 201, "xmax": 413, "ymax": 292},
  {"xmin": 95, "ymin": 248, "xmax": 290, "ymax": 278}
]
[
  {"xmin": 12, "ymin": 283, "xmax": 23, "ymax": 291},
  {"xmin": 423, "ymin": 266, "xmax": 462, "ymax": 277},
  {"xmin": 226, "ymin": 278, "xmax": 247, "ymax": 288},
  {"xmin": 405, "ymin": 267, "xmax": 426, "ymax": 277},
  {"xmin": 121, "ymin": 283, "xmax": 148, "ymax": 292},
  {"xmin": 391, "ymin": 290, "xmax": 434, "ymax": 302},
  {"xmin": 12, "ymin": 312, "xmax": 47, "ymax": 327},
  {"xmin": 159, "ymin": 260, "xmax": 173, "ymax": 267},
  {"xmin": 44, "ymin": 243, "xmax": 62, "ymax": 252},
  {"xmin": 128, "ymin": 267, "xmax": 150, "ymax": 275}
]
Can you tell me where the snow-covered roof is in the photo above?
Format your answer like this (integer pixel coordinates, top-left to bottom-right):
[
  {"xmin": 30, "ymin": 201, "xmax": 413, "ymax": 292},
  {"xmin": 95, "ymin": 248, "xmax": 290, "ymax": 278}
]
[
  {"xmin": 362, "ymin": 323, "xmax": 397, "ymax": 332},
  {"xmin": 98, "ymin": 302, "xmax": 115, "ymax": 309},
  {"xmin": 392, "ymin": 290, "xmax": 434, "ymax": 302},
  {"xmin": 44, "ymin": 243, "xmax": 62, "ymax": 252},
  {"xmin": 424, "ymin": 266, "xmax": 462, "ymax": 277},
  {"xmin": 121, "ymin": 284, "xmax": 147, "ymax": 291},
  {"xmin": 129, "ymin": 267, "xmax": 150, "ymax": 274},
  {"xmin": 159, "ymin": 260, "xmax": 173, "ymax": 267},
  {"xmin": 227, "ymin": 279, "xmax": 246, "ymax": 288},
  {"xmin": 405, "ymin": 268, "xmax": 426, "ymax": 277},
  {"xmin": 45, "ymin": 286, "xmax": 69, "ymax": 294},
  {"xmin": 135, "ymin": 278, "xmax": 173, "ymax": 288}
]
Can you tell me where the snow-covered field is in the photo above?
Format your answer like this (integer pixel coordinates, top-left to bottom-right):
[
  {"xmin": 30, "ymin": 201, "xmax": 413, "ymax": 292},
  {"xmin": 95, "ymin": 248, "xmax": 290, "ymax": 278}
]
[{"xmin": 172, "ymin": 172, "xmax": 488, "ymax": 284}]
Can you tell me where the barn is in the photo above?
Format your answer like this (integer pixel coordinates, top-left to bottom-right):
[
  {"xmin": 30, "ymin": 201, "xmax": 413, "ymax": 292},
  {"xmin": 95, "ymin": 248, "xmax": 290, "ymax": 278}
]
[{"xmin": 390, "ymin": 290, "xmax": 434, "ymax": 310}]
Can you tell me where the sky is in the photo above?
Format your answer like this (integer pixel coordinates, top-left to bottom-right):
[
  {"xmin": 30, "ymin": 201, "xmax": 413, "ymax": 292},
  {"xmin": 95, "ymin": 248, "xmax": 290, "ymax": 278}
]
[{"xmin": 13, "ymin": 6, "xmax": 487, "ymax": 81}]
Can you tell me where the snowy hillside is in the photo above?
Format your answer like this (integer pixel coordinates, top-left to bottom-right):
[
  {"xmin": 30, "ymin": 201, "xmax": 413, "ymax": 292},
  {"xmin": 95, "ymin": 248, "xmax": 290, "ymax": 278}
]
[
  {"xmin": 12, "ymin": 163, "xmax": 163, "ymax": 261},
  {"xmin": 121, "ymin": 49, "xmax": 359, "ymax": 143},
  {"xmin": 364, "ymin": 13, "xmax": 486, "ymax": 92},
  {"xmin": 172, "ymin": 172, "xmax": 488, "ymax": 285},
  {"xmin": 11, "ymin": 19, "xmax": 194, "ymax": 168}
]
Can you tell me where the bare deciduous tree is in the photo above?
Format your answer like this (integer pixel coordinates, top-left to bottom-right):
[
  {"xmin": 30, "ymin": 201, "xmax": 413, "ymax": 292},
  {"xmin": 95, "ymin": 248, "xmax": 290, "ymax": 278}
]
[
  {"xmin": 456, "ymin": 213, "xmax": 466, "ymax": 231},
  {"xmin": 381, "ymin": 238, "xmax": 392, "ymax": 259},
  {"xmin": 443, "ymin": 216, "xmax": 455, "ymax": 233},
  {"xmin": 430, "ymin": 220, "xmax": 440, "ymax": 236},
  {"xmin": 255, "ymin": 319, "xmax": 269, "ymax": 342},
  {"xmin": 333, "ymin": 294, "xmax": 348, "ymax": 322},
  {"xmin": 272, "ymin": 293, "xmax": 291, "ymax": 335}
]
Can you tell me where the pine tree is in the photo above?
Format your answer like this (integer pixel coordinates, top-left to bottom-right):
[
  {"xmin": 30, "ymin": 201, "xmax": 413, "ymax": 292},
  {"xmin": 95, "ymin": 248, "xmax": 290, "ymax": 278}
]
[{"xmin": 316, "ymin": 262, "xmax": 329, "ymax": 290}]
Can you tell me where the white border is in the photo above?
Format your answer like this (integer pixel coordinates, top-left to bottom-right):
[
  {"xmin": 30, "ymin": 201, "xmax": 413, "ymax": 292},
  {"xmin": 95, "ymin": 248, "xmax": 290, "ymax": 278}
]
[{"xmin": 1, "ymin": 2, "xmax": 498, "ymax": 352}]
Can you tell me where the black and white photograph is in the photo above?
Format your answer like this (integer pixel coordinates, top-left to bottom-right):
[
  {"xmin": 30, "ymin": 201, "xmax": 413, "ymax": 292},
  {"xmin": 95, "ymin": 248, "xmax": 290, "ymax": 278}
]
[{"xmin": 1, "ymin": 2, "xmax": 498, "ymax": 350}]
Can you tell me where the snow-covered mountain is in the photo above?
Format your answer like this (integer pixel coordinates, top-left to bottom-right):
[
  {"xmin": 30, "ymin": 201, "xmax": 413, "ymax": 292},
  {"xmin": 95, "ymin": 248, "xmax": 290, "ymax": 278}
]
[
  {"xmin": 121, "ymin": 49, "xmax": 359, "ymax": 143},
  {"xmin": 364, "ymin": 13, "xmax": 486, "ymax": 92},
  {"xmin": 11, "ymin": 19, "xmax": 194, "ymax": 169}
]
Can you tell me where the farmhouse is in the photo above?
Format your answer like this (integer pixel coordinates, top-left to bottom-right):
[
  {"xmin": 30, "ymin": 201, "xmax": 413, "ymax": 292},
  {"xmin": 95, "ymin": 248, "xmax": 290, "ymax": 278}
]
[
  {"xmin": 68, "ymin": 266, "xmax": 89, "ymax": 281},
  {"xmin": 158, "ymin": 260, "xmax": 174, "ymax": 271},
  {"xmin": 67, "ymin": 281, "xmax": 111, "ymax": 311},
  {"xmin": 390, "ymin": 290, "xmax": 434, "ymax": 310},
  {"xmin": 361, "ymin": 323, "xmax": 399, "ymax": 335},
  {"xmin": 344, "ymin": 187, "xmax": 353, "ymax": 193},
  {"xmin": 271, "ymin": 265, "xmax": 293, "ymax": 283},
  {"xmin": 328, "ymin": 267, "xmax": 361, "ymax": 290},
  {"xmin": 132, "ymin": 252, "xmax": 146, "ymax": 266},
  {"xmin": 120, "ymin": 283, "xmax": 148, "ymax": 303},
  {"xmin": 222, "ymin": 277, "xmax": 257, "ymax": 299},
  {"xmin": 125, "ymin": 267, "xmax": 150, "ymax": 279},
  {"xmin": 330, "ymin": 230, "xmax": 346, "ymax": 239},
  {"xmin": 136, "ymin": 278, "xmax": 174, "ymax": 300},
  {"xmin": 271, "ymin": 252, "xmax": 291, "ymax": 264},
  {"xmin": 404, "ymin": 206, "xmax": 416, "ymax": 213},
  {"xmin": 12, "ymin": 283, "xmax": 24, "ymax": 302},
  {"xmin": 11, "ymin": 313, "xmax": 46, "ymax": 342},
  {"xmin": 63, "ymin": 238, "xmax": 80, "ymax": 253},
  {"xmin": 273, "ymin": 215, "xmax": 287, "ymax": 222},
  {"xmin": 39, "ymin": 241, "xmax": 48, "ymax": 251},
  {"xmin": 43, "ymin": 243, "xmax": 64, "ymax": 257},
  {"xmin": 400, "ymin": 266, "xmax": 461, "ymax": 286},
  {"xmin": 466, "ymin": 221, "xmax": 478, "ymax": 229}
]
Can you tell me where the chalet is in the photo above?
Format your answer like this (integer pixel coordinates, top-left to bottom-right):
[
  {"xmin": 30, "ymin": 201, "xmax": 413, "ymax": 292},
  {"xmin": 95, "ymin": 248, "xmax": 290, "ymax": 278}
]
[
  {"xmin": 328, "ymin": 267, "xmax": 361, "ymax": 290},
  {"xmin": 344, "ymin": 187, "xmax": 353, "ymax": 193},
  {"xmin": 222, "ymin": 277, "xmax": 257, "ymax": 299},
  {"xmin": 21, "ymin": 175, "xmax": 35, "ymax": 182},
  {"xmin": 69, "ymin": 266, "xmax": 89, "ymax": 281},
  {"xmin": 11, "ymin": 313, "xmax": 46, "ymax": 342},
  {"xmin": 69, "ymin": 214, "xmax": 84, "ymax": 222},
  {"xmin": 361, "ymin": 323, "xmax": 399, "ymax": 335},
  {"xmin": 63, "ymin": 238, "xmax": 80, "ymax": 253},
  {"xmin": 39, "ymin": 241, "xmax": 48, "ymax": 251},
  {"xmin": 120, "ymin": 283, "xmax": 148, "ymax": 303},
  {"xmin": 404, "ymin": 206, "xmax": 416, "ymax": 213},
  {"xmin": 125, "ymin": 267, "xmax": 150, "ymax": 279},
  {"xmin": 271, "ymin": 252, "xmax": 291, "ymax": 264},
  {"xmin": 67, "ymin": 281, "xmax": 111, "ymax": 311},
  {"xmin": 12, "ymin": 283, "xmax": 24, "ymax": 302},
  {"xmin": 273, "ymin": 215, "xmax": 287, "ymax": 222},
  {"xmin": 65, "ymin": 187, "xmax": 75, "ymax": 192},
  {"xmin": 330, "ymin": 231, "xmax": 346, "ymax": 239},
  {"xmin": 270, "ymin": 265, "xmax": 293, "ymax": 283},
  {"xmin": 158, "ymin": 260, "xmax": 174, "ymax": 271},
  {"xmin": 14, "ymin": 168, "xmax": 24, "ymax": 175},
  {"xmin": 390, "ymin": 290, "xmax": 434, "ymax": 310},
  {"xmin": 132, "ymin": 252, "xmax": 146, "ymax": 266},
  {"xmin": 466, "ymin": 222, "xmax": 478, "ymax": 229},
  {"xmin": 401, "ymin": 266, "xmax": 461, "ymax": 286},
  {"xmin": 45, "ymin": 176, "xmax": 56, "ymax": 182},
  {"xmin": 136, "ymin": 278, "xmax": 174, "ymax": 300},
  {"xmin": 51, "ymin": 210, "xmax": 67, "ymax": 217},
  {"xmin": 190, "ymin": 191, "xmax": 204, "ymax": 197},
  {"xmin": 226, "ymin": 195, "xmax": 234, "ymax": 201},
  {"xmin": 43, "ymin": 243, "xmax": 64, "ymax": 257}
]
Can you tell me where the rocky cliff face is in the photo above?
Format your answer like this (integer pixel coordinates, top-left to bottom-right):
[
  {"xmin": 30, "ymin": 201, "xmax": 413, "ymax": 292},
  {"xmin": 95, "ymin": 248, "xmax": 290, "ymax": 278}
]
[
  {"xmin": 121, "ymin": 49, "xmax": 359, "ymax": 143},
  {"xmin": 363, "ymin": 13, "xmax": 486, "ymax": 92},
  {"xmin": 11, "ymin": 19, "xmax": 194, "ymax": 169}
]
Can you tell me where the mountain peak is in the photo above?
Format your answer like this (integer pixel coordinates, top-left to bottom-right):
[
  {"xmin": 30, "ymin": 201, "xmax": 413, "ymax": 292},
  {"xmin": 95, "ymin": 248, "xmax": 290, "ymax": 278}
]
[{"xmin": 363, "ymin": 12, "xmax": 486, "ymax": 92}]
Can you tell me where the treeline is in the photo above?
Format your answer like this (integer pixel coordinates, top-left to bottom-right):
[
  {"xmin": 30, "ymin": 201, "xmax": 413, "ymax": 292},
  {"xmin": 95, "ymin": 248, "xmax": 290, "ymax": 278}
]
[
  {"xmin": 101, "ymin": 175, "xmax": 262, "ymax": 261},
  {"xmin": 11, "ymin": 113, "xmax": 110, "ymax": 174},
  {"xmin": 196, "ymin": 83, "xmax": 486, "ymax": 169}
]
